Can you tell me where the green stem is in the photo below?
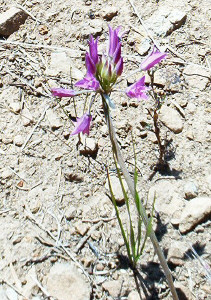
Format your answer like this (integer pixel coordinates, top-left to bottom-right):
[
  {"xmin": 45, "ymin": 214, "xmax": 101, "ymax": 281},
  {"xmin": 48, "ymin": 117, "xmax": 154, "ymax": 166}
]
[{"xmin": 102, "ymin": 94, "xmax": 179, "ymax": 300}]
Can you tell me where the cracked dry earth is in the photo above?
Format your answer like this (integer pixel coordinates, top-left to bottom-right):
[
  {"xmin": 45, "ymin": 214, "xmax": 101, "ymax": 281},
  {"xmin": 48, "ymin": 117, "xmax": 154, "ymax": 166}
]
[{"xmin": 0, "ymin": 0, "xmax": 211, "ymax": 299}]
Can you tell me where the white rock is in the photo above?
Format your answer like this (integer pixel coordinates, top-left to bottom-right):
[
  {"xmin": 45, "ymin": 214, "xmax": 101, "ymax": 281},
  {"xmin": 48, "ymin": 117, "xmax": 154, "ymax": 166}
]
[
  {"xmin": 14, "ymin": 135, "xmax": 24, "ymax": 147},
  {"xmin": 105, "ymin": 175, "xmax": 128, "ymax": 205},
  {"xmin": 48, "ymin": 52, "xmax": 72, "ymax": 75},
  {"xmin": 183, "ymin": 65, "xmax": 210, "ymax": 91},
  {"xmin": 65, "ymin": 206, "xmax": 77, "ymax": 220},
  {"xmin": 46, "ymin": 109, "xmax": 62, "ymax": 130},
  {"xmin": 102, "ymin": 280, "xmax": 122, "ymax": 298},
  {"xmin": 47, "ymin": 262, "xmax": 90, "ymax": 300},
  {"xmin": 184, "ymin": 181, "xmax": 198, "ymax": 199},
  {"xmin": 0, "ymin": 7, "xmax": 28, "ymax": 36},
  {"xmin": 148, "ymin": 180, "xmax": 184, "ymax": 217},
  {"xmin": 128, "ymin": 290, "xmax": 141, "ymax": 300},
  {"xmin": 167, "ymin": 241, "xmax": 188, "ymax": 266},
  {"xmin": 145, "ymin": 7, "xmax": 187, "ymax": 36},
  {"xmin": 179, "ymin": 197, "xmax": 211, "ymax": 233},
  {"xmin": 10, "ymin": 102, "xmax": 21, "ymax": 113},
  {"xmin": 1, "ymin": 168, "xmax": 13, "ymax": 180},
  {"xmin": 160, "ymin": 105, "xmax": 183, "ymax": 133},
  {"xmin": 79, "ymin": 138, "xmax": 98, "ymax": 156},
  {"xmin": 22, "ymin": 107, "xmax": 33, "ymax": 126},
  {"xmin": 101, "ymin": 7, "xmax": 118, "ymax": 20}
]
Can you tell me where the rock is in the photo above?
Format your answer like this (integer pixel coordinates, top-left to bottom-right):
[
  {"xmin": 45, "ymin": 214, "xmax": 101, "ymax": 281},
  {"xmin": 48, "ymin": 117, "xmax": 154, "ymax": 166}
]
[
  {"xmin": 46, "ymin": 109, "xmax": 62, "ymax": 130},
  {"xmin": 184, "ymin": 181, "xmax": 198, "ymax": 199},
  {"xmin": 14, "ymin": 135, "xmax": 24, "ymax": 147},
  {"xmin": 75, "ymin": 221, "xmax": 90, "ymax": 236},
  {"xmin": 206, "ymin": 174, "xmax": 211, "ymax": 191},
  {"xmin": 65, "ymin": 206, "xmax": 77, "ymax": 220},
  {"xmin": 186, "ymin": 102, "xmax": 196, "ymax": 114},
  {"xmin": 183, "ymin": 65, "xmax": 210, "ymax": 91},
  {"xmin": 128, "ymin": 290, "xmax": 141, "ymax": 300},
  {"xmin": 167, "ymin": 241, "xmax": 188, "ymax": 266},
  {"xmin": 81, "ymin": 20, "xmax": 103, "ymax": 38},
  {"xmin": 159, "ymin": 105, "xmax": 183, "ymax": 133},
  {"xmin": 10, "ymin": 102, "xmax": 21, "ymax": 113},
  {"xmin": 47, "ymin": 262, "xmax": 90, "ymax": 300},
  {"xmin": 79, "ymin": 138, "xmax": 98, "ymax": 157},
  {"xmin": 148, "ymin": 180, "xmax": 184, "ymax": 217},
  {"xmin": 1, "ymin": 168, "xmax": 13, "ymax": 180},
  {"xmin": 71, "ymin": 67, "xmax": 84, "ymax": 81},
  {"xmin": 47, "ymin": 52, "xmax": 72, "ymax": 76},
  {"xmin": 174, "ymin": 282, "xmax": 192, "ymax": 300},
  {"xmin": 0, "ymin": 286, "xmax": 18, "ymax": 300},
  {"xmin": 0, "ymin": 7, "xmax": 28, "ymax": 36},
  {"xmin": 179, "ymin": 197, "xmax": 211, "ymax": 233},
  {"xmin": 105, "ymin": 175, "xmax": 129, "ymax": 205},
  {"xmin": 22, "ymin": 107, "xmax": 33, "ymax": 126},
  {"xmin": 101, "ymin": 7, "xmax": 118, "ymax": 20},
  {"xmin": 27, "ymin": 188, "xmax": 42, "ymax": 214},
  {"xmin": 135, "ymin": 39, "xmax": 151, "ymax": 56},
  {"xmin": 102, "ymin": 280, "xmax": 122, "ymax": 298},
  {"xmin": 145, "ymin": 7, "xmax": 187, "ymax": 36},
  {"xmin": 2, "ymin": 135, "xmax": 13, "ymax": 144}
]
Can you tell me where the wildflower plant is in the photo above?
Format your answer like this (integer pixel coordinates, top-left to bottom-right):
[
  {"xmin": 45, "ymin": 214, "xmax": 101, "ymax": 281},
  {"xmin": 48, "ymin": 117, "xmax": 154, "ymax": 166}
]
[{"xmin": 52, "ymin": 25, "xmax": 178, "ymax": 299}]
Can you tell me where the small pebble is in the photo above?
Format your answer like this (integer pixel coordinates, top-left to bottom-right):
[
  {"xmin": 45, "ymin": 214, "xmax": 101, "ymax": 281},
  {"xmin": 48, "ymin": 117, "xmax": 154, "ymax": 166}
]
[
  {"xmin": 184, "ymin": 181, "xmax": 198, "ymax": 199},
  {"xmin": 14, "ymin": 135, "xmax": 24, "ymax": 147}
]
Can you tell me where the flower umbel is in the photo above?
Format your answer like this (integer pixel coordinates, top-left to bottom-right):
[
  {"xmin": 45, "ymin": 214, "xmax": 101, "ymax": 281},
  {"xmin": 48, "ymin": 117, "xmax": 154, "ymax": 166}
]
[
  {"xmin": 141, "ymin": 46, "xmax": 167, "ymax": 71},
  {"xmin": 71, "ymin": 113, "xmax": 92, "ymax": 136}
]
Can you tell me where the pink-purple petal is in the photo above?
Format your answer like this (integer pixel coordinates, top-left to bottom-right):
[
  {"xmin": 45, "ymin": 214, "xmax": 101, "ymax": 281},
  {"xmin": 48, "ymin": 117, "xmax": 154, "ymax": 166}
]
[
  {"xmin": 89, "ymin": 35, "xmax": 98, "ymax": 65},
  {"xmin": 75, "ymin": 75, "xmax": 100, "ymax": 91},
  {"xmin": 71, "ymin": 113, "xmax": 92, "ymax": 136},
  {"xmin": 141, "ymin": 46, "xmax": 167, "ymax": 71},
  {"xmin": 51, "ymin": 88, "xmax": 76, "ymax": 97},
  {"xmin": 115, "ymin": 57, "xmax": 123, "ymax": 76},
  {"xmin": 125, "ymin": 76, "xmax": 149, "ymax": 100}
]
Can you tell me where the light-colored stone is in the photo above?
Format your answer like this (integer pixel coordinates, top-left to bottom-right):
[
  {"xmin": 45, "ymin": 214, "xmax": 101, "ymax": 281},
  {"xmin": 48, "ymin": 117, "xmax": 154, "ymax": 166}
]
[
  {"xmin": 105, "ymin": 175, "xmax": 129, "ymax": 205},
  {"xmin": 184, "ymin": 181, "xmax": 198, "ymax": 199},
  {"xmin": 79, "ymin": 138, "xmax": 98, "ymax": 156},
  {"xmin": 10, "ymin": 102, "xmax": 21, "ymax": 113},
  {"xmin": 46, "ymin": 109, "xmax": 62, "ymax": 130},
  {"xmin": 1, "ymin": 168, "xmax": 13, "ymax": 180},
  {"xmin": 167, "ymin": 241, "xmax": 188, "ymax": 266},
  {"xmin": 75, "ymin": 221, "xmax": 90, "ymax": 236},
  {"xmin": 148, "ymin": 180, "xmax": 184, "ymax": 217},
  {"xmin": 183, "ymin": 65, "xmax": 210, "ymax": 91},
  {"xmin": 65, "ymin": 206, "xmax": 77, "ymax": 220},
  {"xmin": 0, "ymin": 7, "xmax": 28, "ymax": 36},
  {"xmin": 101, "ymin": 7, "xmax": 118, "ymax": 20},
  {"xmin": 48, "ymin": 51, "xmax": 72, "ymax": 76},
  {"xmin": 179, "ymin": 197, "xmax": 211, "ymax": 233},
  {"xmin": 145, "ymin": 7, "xmax": 187, "ymax": 36},
  {"xmin": 14, "ymin": 135, "xmax": 24, "ymax": 147},
  {"xmin": 128, "ymin": 290, "xmax": 141, "ymax": 300},
  {"xmin": 47, "ymin": 262, "xmax": 90, "ymax": 300},
  {"xmin": 160, "ymin": 105, "xmax": 183, "ymax": 133},
  {"xmin": 22, "ymin": 107, "xmax": 33, "ymax": 126},
  {"xmin": 135, "ymin": 39, "xmax": 151, "ymax": 56},
  {"xmin": 174, "ymin": 282, "xmax": 192, "ymax": 300},
  {"xmin": 102, "ymin": 280, "xmax": 122, "ymax": 298}
]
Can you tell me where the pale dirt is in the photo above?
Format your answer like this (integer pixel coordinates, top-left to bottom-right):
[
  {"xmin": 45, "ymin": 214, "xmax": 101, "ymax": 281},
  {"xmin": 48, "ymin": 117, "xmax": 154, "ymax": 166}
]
[{"xmin": 0, "ymin": 0, "xmax": 210, "ymax": 299}]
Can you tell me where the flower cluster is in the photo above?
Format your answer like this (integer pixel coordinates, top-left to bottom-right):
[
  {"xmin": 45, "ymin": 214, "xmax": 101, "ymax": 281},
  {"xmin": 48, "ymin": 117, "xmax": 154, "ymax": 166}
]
[{"xmin": 52, "ymin": 26, "xmax": 167, "ymax": 136}]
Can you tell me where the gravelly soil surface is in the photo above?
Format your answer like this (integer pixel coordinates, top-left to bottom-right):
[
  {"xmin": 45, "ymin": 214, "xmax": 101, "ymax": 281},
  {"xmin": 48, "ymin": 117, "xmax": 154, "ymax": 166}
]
[{"xmin": 0, "ymin": 0, "xmax": 210, "ymax": 299}]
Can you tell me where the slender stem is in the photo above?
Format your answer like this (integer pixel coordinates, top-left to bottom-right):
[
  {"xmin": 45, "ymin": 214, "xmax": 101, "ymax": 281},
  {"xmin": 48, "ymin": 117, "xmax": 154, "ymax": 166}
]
[{"xmin": 102, "ymin": 94, "xmax": 179, "ymax": 300}]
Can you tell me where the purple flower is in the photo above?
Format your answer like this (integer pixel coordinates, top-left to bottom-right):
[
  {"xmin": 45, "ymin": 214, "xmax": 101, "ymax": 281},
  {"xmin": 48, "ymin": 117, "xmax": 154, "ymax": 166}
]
[
  {"xmin": 51, "ymin": 88, "xmax": 76, "ymax": 97},
  {"xmin": 141, "ymin": 46, "xmax": 167, "ymax": 71},
  {"xmin": 71, "ymin": 113, "xmax": 92, "ymax": 136},
  {"xmin": 125, "ymin": 76, "xmax": 149, "ymax": 100}
]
